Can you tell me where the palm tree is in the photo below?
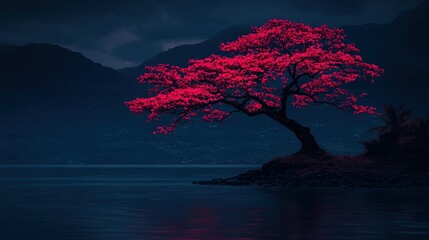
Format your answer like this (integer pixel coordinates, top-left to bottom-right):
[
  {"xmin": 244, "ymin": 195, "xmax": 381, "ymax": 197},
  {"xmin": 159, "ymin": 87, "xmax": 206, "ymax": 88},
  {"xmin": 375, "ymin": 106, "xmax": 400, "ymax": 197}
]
[
  {"xmin": 372, "ymin": 104, "xmax": 412, "ymax": 136},
  {"xmin": 370, "ymin": 104, "xmax": 412, "ymax": 160}
]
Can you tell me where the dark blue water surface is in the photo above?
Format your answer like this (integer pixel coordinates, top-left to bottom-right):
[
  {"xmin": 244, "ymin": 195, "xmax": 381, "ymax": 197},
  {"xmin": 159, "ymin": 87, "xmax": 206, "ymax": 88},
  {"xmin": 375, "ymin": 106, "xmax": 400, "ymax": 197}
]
[{"xmin": 1, "ymin": 165, "xmax": 429, "ymax": 240}]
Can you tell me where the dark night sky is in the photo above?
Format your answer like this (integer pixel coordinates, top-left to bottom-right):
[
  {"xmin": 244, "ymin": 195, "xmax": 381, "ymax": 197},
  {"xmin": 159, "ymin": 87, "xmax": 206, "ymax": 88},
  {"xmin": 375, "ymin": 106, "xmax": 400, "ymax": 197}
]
[{"xmin": 0, "ymin": 0, "xmax": 422, "ymax": 69}]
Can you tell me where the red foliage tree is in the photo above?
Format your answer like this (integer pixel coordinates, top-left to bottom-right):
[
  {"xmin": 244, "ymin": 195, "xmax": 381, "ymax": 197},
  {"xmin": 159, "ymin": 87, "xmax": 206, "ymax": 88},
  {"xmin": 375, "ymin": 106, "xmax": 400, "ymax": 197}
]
[{"xmin": 126, "ymin": 19, "xmax": 383, "ymax": 155}]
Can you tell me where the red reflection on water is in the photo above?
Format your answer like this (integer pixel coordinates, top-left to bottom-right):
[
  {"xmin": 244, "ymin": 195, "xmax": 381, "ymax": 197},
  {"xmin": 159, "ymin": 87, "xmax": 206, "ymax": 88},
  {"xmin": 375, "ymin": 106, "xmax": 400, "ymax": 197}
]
[
  {"xmin": 135, "ymin": 207, "xmax": 265, "ymax": 240},
  {"xmin": 132, "ymin": 193, "xmax": 331, "ymax": 240}
]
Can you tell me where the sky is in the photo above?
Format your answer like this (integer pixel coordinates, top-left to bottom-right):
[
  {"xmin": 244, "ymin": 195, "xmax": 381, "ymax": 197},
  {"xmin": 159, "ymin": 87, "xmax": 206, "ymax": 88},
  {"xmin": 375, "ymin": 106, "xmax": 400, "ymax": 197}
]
[{"xmin": 0, "ymin": 0, "xmax": 423, "ymax": 69}]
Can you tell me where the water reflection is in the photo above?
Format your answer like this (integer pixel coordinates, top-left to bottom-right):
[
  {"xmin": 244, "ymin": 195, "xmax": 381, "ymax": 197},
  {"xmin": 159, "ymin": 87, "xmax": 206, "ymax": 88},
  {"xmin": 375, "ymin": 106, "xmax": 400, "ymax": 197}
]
[
  {"xmin": 1, "ymin": 166, "xmax": 429, "ymax": 240},
  {"xmin": 126, "ymin": 189, "xmax": 429, "ymax": 240}
]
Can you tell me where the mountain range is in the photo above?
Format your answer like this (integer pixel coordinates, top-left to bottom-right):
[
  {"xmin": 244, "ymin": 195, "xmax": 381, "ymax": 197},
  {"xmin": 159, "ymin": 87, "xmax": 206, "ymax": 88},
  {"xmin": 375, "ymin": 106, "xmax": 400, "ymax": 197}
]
[
  {"xmin": 1, "ymin": 1, "xmax": 428, "ymax": 164},
  {"xmin": 344, "ymin": 0, "xmax": 429, "ymax": 112}
]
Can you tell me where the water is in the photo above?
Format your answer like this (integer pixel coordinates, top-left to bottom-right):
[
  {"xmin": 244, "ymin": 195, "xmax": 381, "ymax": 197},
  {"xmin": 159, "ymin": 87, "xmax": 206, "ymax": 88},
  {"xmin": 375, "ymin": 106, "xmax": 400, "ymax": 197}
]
[{"xmin": 1, "ymin": 165, "xmax": 429, "ymax": 240}]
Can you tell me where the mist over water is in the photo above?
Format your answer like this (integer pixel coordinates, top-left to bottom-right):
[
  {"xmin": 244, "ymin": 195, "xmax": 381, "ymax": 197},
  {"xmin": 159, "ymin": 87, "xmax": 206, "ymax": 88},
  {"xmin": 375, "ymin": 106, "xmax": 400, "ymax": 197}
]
[{"xmin": 1, "ymin": 165, "xmax": 428, "ymax": 240}]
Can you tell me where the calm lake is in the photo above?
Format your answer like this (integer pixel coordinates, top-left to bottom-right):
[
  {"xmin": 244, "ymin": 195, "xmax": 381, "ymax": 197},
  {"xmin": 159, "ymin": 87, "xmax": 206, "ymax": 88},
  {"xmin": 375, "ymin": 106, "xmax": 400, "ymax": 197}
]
[{"xmin": 1, "ymin": 165, "xmax": 429, "ymax": 240}]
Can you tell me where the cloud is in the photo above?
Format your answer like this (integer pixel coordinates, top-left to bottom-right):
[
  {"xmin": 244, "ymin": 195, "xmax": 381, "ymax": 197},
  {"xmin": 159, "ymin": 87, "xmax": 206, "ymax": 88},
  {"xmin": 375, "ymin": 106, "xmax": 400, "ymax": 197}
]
[
  {"xmin": 84, "ymin": 50, "xmax": 139, "ymax": 69},
  {"xmin": 286, "ymin": 0, "xmax": 368, "ymax": 16},
  {"xmin": 161, "ymin": 38, "xmax": 205, "ymax": 51},
  {"xmin": 100, "ymin": 28, "xmax": 141, "ymax": 51},
  {"xmin": 0, "ymin": 0, "xmax": 423, "ymax": 68},
  {"xmin": 63, "ymin": 44, "xmax": 139, "ymax": 69}
]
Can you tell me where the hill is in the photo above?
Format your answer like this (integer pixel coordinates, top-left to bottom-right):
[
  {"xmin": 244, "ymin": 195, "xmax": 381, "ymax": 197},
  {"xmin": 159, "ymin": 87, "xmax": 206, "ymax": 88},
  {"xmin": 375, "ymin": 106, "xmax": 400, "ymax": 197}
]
[
  {"xmin": 343, "ymin": 0, "xmax": 429, "ymax": 113},
  {"xmin": 119, "ymin": 27, "xmax": 249, "ymax": 80}
]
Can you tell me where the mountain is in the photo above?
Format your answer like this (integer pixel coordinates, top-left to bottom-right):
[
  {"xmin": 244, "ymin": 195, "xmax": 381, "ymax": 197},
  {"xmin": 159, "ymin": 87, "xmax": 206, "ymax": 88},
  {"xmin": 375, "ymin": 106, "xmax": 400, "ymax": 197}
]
[
  {"xmin": 345, "ymin": 0, "xmax": 429, "ymax": 66},
  {"xmin": 0, "ymin": 44, "xmax": 148, "ymax": 164},
  {"xmin": 343, "ymin": 0, "xmax": 429, "ymax": 113},
  {"xmin": 0, "ymin": 43, "xmax": 140, "ymax": 108},
  {"xmin": 119, "ymin": 27, "xmax": 249, "ymax": 80}
]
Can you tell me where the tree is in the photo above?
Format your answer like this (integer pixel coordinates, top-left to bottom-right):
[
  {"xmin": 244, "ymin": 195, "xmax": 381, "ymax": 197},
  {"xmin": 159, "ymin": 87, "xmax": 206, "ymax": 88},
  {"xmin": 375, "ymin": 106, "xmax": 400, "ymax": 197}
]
[
  {"xmin": 125, "ymin": 19, "xmax": 383, "ymax": 155},
  {"xmin": 371, "ymin": 104, "xmax": 411, "ymax": 138},
  {"xmin": 364, "ymin": 104, "xmax": 411, "ymax": 159}
]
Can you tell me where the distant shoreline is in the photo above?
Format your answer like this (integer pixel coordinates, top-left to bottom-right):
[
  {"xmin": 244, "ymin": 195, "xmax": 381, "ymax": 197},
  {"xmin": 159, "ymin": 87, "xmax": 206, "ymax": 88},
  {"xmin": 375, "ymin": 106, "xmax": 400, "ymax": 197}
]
[{"xmin": 0, "ymin": 164, "xmax": 260, "ymax": 168}]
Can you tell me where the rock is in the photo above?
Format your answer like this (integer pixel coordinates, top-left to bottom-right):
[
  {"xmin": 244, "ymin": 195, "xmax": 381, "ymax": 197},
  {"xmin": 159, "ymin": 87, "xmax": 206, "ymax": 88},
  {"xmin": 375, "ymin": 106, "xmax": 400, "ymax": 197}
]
[
  {"xmin": 225, "ymin": 178, "xmax": 241, "ymax": 185},
  {"xmin": 299, "ymin": 172, "xmax": 323, "ymax": 179},
  {"xmin": 193, "ymin": 155, "xmax": 429, "ymax": 189}
]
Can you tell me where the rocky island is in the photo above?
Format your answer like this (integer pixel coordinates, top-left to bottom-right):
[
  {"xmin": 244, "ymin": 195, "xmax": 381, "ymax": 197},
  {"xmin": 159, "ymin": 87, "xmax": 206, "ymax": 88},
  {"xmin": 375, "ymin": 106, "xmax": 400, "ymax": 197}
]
[{"xmin": 194, "ymin": 154, "xmax": 429, "ymax": 188}]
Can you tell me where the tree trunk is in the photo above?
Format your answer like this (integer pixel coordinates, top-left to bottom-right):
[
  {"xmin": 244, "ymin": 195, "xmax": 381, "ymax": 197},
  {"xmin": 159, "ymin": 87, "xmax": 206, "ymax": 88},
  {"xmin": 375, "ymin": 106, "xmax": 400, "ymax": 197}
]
[{"xmin": 271, "ymin": 113, "xmax": 325, "ymax": 155}]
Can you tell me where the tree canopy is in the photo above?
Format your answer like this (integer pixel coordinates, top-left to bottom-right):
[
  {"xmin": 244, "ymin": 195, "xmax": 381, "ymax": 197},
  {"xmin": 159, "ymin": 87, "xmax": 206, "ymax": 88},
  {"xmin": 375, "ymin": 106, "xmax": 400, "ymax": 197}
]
[{"xmin": 126, "ymin": 19, "xmax": 383, "ymax": 154}]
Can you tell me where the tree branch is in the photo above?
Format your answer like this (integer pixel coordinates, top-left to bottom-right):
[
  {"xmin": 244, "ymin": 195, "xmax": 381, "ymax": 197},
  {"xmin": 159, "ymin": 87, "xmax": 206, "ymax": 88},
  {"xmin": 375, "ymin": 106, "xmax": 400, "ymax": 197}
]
[
  {"xmin": 289, "ymin": 90, "xmax": 344, "ymax": 110},
  {"xmin": 221, "ymin": 99, "xmax": 269, "ymax": 117}
]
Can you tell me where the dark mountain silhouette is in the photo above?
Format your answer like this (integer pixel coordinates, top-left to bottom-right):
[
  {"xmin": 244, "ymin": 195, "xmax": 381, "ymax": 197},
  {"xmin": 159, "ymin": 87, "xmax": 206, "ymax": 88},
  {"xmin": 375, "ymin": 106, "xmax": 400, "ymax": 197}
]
[
  {"xmin": 337, "ymin": 0, "xmax": 429, "ymax": 138},
  {"xmin": 344, "ymin": 0, "xmax": 429, "ymax": 113},
  {"xmin": 119, "ymin": 27, "xmax": 249, "ymax": 80},
  {"xmin": 0, "ymin": 43, "xmax": 140, "ymax": 108},
  {"xmin": 0, "ymin": 44, "xmax": 148, "ymax": 164},
  {"xmin": 345, "ymin": 2, "xmax": 429, "ymax": 66}
]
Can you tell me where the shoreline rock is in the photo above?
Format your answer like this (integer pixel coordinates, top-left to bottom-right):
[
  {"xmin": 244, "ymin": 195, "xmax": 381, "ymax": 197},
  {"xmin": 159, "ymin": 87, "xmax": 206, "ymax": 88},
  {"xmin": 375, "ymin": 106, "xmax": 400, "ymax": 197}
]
[{"xmin": 193, "ymin": 155, "xmax": 429, "ymax": 189}]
